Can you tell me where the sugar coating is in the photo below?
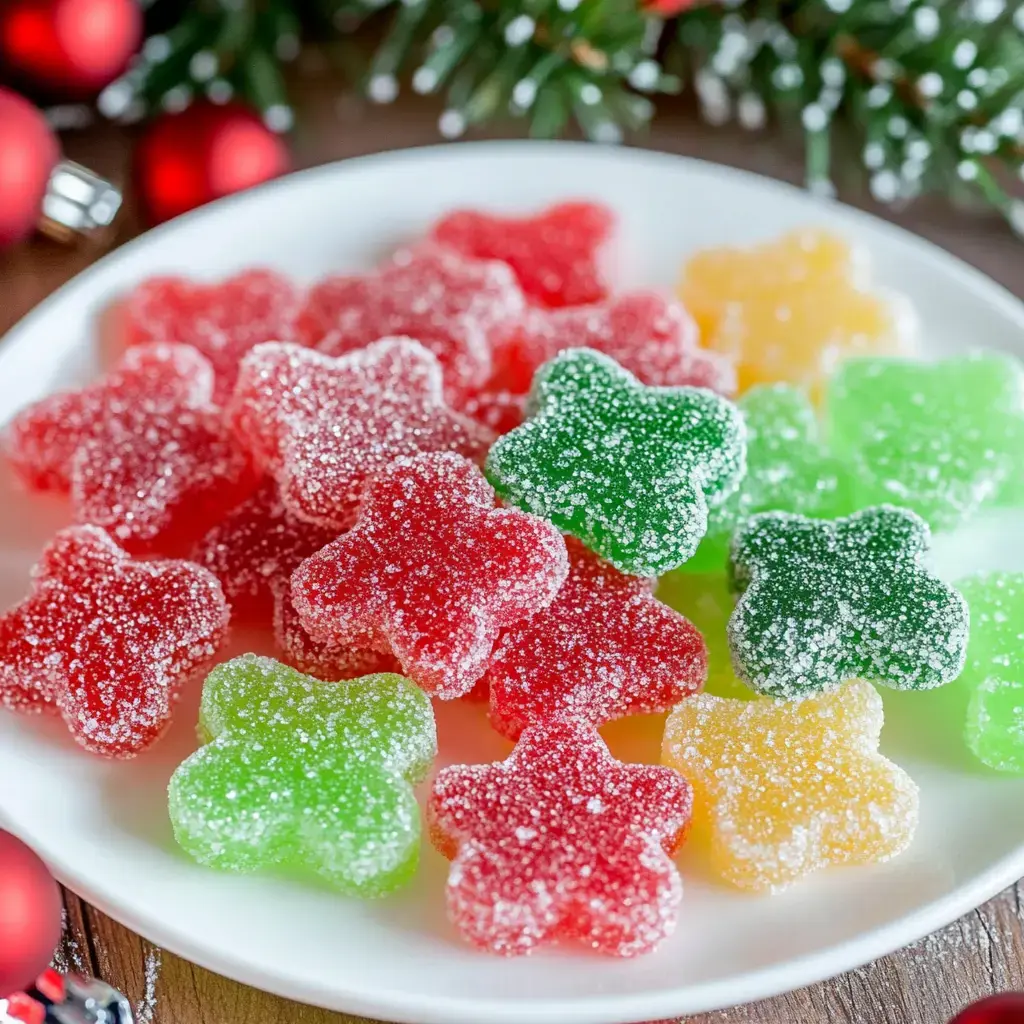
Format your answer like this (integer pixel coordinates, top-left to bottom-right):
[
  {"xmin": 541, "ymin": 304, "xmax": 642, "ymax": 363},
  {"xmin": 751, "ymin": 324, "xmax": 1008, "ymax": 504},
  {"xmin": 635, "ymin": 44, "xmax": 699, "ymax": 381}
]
[
  {"xmin": 429, "ymin": 717, "xmax": 692, "ymax": 956},
  {"xmin": 4, "ymin": 343, "xmax": 256, "ymax": 550},
  {"xmin": 486, "ymin": 537, "xmax": 707, "ymax": 739},
  {"xmin": 229, "ymin": 339, "xmax": 494, "ymax": 530},
  {"xmin": 686, "ymin": 384, "xmax": 850, "ymax": 574},
  {"xmin": 679, "ymin": 228, "xmax": 915, "ymax": 397},
  {"xmin": 661, "ymin": 682, "xmax": 919, "ymax": 892},
  {"xmin": 827, "ymin": 353, "xmax": 1024, "ymax": 531},
  {"xmin": 486, "ymin": 348, "xmax": 746, "ymax": 577},
  {"xmin": 955, "ymin": 573, "xmax": 1024, "ymax": 774},
  {"xmin": 0, "ymin": 526, "xmax": 229, "ymax": 757},
  {"xmin": 291, "ymin": 452, "xmax": 569, "ymax": 699},
  {"xmin": 122, "ymin": 270, "xmax": 301, "ymax": 404},
  {"xmin": 459, "ymin": 384, "xmax": 527, "ymax": 436},
  {"xmin": 729, "ymin": 506, "xmax": 969, "ymax": 699},
  {"xmin": 431, "ymin": 201, "xmax": 614, "ymax": 308},
  {"xmin": 296, "ymin": 244, "xmax": 526, "ymax": 398},
  {"xmin": 168, "ymin": 654, "xmax": 436, "ymax": 896},
  {"xmin": 192, "ymin": 481, "xmax": 337, "ymax": 624}
]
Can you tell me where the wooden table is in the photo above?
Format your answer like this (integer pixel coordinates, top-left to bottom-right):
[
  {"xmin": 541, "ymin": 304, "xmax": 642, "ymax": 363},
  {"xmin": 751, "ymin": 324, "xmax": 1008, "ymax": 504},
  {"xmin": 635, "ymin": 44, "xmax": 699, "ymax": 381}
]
[{"xmin": 2, "ymin": 84, "xmax": 1023, "ymax": 1024}]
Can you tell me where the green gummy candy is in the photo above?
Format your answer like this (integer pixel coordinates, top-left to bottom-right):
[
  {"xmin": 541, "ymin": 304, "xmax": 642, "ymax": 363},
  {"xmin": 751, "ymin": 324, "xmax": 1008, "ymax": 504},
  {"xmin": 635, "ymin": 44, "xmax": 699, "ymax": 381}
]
[
  {"xmin": 827, "ymin": 352, "xmax": 1024, "ymax": 531},
  {"xmin": 685, "ymin": 384, "xmax": 850, "ymax": 574},
  {"xmin": 729, "ymin": 506, "xmax": 969, "ymax": 699},
  {"xmin": 168, "ymin": 654, "xmax": 437, "ymax": 896},
  {"xmin": 485, "ymin": 348, "xmax": 746, "ymax": 577},
  {"xmin": 956, "ymin": 573, "xmax": 1024, "ymax": 774}
]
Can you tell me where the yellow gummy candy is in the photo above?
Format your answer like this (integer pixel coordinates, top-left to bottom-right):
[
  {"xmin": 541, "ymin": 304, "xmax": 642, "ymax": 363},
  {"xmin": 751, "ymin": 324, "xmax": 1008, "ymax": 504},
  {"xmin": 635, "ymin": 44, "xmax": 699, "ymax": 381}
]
[
  {"xmin": 662, "ymin": 681, "xmax": 918, "ymax": 892},
  {"xmin": 679, "ymin": 229, "xmax": 914, "ymax": 397}
]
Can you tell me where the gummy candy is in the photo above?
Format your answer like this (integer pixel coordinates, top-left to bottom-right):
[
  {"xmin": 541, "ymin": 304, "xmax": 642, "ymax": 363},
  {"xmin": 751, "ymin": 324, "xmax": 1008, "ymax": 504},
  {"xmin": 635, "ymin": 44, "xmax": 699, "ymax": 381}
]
[
  {"xmin": 661, "ymin": 681, "xmax": 918, "ymax": 892},
  {"xmin": 679, "ymin": 229, "xmax": 913, "ymax": 396},
  {"xmin": 685, "ymin": 384, "xmax": 849, "ymax": 574},
  {"xmin": 955, "ymin": 573, "xmax": 1024, "ymax": 774},
  {"xmin": 0, "ymin": 526, "xmax": 229, "ymax": 757},
  {"xmin": 296, "ymin": 244, "xmax": 525, "ymax": 399},
  {"xmin": 4, "ymin": 343, "xmax": 256, "ymax": 550},
  {"xmin": 229, "ymin": 338, "xmax": 494, "ymax": 530},
  {"xmin": 485, "ymin": 537, "xmax": 707, "ymax": 739},
  {"xmin": 429, "ymin": 717, "xmax": 691, "ymax": 956},
  {"xmin": 168, "ymin": 654, "xmax": 436, "ymax": 895},
  {"xmin": 729, "ymin": 506, "xmax": 969, "ymax": 699},
  {"xmin": 486, "ymin": 348, "xmax": 746, "ymax": 577},
  {"xmin": 122, "ymin": 270, "xmax": 301, "ymax": 404},
  {"xmin": 431, "ymin": 201, "xmax": 614, "ymax": 309},
  {"xmin": 292, "ymin": 452, "xmax": 568, "ymax": 699},
  {"xmin": 827, "ymin": 353, "xmax": 1024, "ymax": 531}
]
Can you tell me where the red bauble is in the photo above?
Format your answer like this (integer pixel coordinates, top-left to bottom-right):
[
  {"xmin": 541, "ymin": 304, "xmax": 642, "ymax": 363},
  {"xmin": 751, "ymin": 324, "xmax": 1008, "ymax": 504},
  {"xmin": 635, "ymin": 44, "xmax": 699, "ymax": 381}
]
[
  {"xmin": 642, "ymin": 0, "xmax": 699, "ymax": 13},
  {"xmin": 0, "ymin": 830, "xmax": 62, "ymax": 998},
  {"xmin": 0, "ymin": 88, "xmax": 60, "ymax": 247},
  {"xmin": 135, "ymin": 103, "xmax": 291, "ymax": 226},
  {"xmin": 0, "ymin": 0, "xmax": 141, "ymax": 96},
  {"xmin": 952, "ymin": 995, "xmax": 1024, "ymax": 1024}
]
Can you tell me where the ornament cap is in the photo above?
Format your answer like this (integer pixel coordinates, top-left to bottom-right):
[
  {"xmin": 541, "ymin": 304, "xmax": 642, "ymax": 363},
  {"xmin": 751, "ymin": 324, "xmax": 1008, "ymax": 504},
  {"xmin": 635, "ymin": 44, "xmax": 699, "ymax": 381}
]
[{"xmin": 37, "ymin": 161, "xmax": 122, "ymax": 244}]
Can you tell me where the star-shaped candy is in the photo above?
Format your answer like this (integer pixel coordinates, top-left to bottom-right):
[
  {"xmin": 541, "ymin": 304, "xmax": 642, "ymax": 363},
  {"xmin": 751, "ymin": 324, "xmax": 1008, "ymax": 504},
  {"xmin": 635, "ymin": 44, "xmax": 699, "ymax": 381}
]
[
  {"xmin": 485, "ymin": 537, "xmax": 707, "ymax": 739},
  {"xmin": 228, "ymin": 338, "xmax": 494, "ymax": 529},
  {"xmin": 168, "ymin": 654, "xmax": 436, "ymax": 895},
  {"xmin": 429, "ymin": 717, "xmax": 692, "ymax": 956},
  {"xmin": 827, "ymin": 353, "xmax": 1024, "ymax": 530},
  {"xmin": 955, "ymin": 573, "xmax": 1024, "ymax": 774},
  {"xmin": 0, "ymin": 526, "xmax": 229, "ymax": 757},
  {"xmin": 679, "ymin": 228, "xmax": 915, "ymax": 397},
  {"xmin": 485, "ymin": 348, "xmax": 746, "ymax": 576},
  {"xmin": 4, "ymin": 343, "xmax": 256, "ymax": 550},
  {"xmin": 685, "ymin": 384, "xmax": 850, "ymax": 573},
  {"xmin": 291, "ymin": 453, "xmax": 568, "ymax": 699},
  {"xmin": 662, "ymin": 682, "xmax": 919, "ymax": 892},
  {"xmin": 728, "ymin": 506, "xmax": 969, "ymax": 699},
  {"xmin": 295, "ymin": 244, "xmax": 526, "ymax": 399},
  {"xmin": 122, "ymin": 270, "xmax": 301, "ymax": 404},
  {"xmin": 431, "ymin": 201, "xmax": 614, "ymax": 308}
]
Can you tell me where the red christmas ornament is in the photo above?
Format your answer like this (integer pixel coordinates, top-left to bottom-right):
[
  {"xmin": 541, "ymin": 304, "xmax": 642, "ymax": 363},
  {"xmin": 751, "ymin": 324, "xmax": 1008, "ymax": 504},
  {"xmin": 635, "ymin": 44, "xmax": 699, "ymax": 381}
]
[
  {"xmin": 135, "ymin": 103, "xmax": 291, "ymax": 226},
  {"xmin": 0, "ymin": 830, "xmax": 61, "ymax": 998},
  {"xmin": 0, "ymin": 88, "xmax": 59, "ymax": 247},
  {"xmin": 0, "ymin": 0, "xmax": 141, "ymax": 96},
  {"xmin": 642, "ymin": 0, "xmax": 699, "ymax": 13},
  {"xmin": 951, "ymin": 994, "xmax": 1024, "ymax": 1024}
]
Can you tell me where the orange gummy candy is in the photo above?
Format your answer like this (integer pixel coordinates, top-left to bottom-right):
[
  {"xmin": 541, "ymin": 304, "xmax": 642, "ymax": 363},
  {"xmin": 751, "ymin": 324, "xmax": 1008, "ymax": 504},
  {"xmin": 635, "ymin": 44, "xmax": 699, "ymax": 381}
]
[
  {"xmin": 662, "ymin": 681, "xmax": 918, "ymax": 892},
  {"xmin": 679, "ymin": 229, "xmax": 914, "ymax": 397}
]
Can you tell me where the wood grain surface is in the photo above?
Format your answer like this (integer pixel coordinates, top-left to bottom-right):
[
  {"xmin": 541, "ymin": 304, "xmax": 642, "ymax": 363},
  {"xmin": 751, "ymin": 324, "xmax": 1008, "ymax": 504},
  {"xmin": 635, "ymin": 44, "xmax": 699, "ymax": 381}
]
[{"xmin": 2, "ymin": 80, "xmax": 1022, "ymax": 1024}]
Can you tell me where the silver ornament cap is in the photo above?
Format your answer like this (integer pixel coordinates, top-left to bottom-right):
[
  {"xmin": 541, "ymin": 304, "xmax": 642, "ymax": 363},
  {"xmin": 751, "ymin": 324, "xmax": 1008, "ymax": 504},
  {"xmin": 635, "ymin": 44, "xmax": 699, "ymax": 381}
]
[{"xmin": 38, "ymin": 161, "xmax": 123, "ymax": 244}]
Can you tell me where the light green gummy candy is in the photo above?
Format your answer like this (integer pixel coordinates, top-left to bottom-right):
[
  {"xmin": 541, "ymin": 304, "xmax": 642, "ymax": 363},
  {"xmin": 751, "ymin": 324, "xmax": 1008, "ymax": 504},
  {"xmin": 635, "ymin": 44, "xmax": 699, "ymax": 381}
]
[
  {"xmin": 685, "ymin": 384, "xmax": 850, "ymax": 574},
  {"xmin": 956, "ymin": 573, "xmax": 1024, "ymax": 774},
  {"xmin": 168, "ymin": 654, "xmax": 437, "ymax": 895}
]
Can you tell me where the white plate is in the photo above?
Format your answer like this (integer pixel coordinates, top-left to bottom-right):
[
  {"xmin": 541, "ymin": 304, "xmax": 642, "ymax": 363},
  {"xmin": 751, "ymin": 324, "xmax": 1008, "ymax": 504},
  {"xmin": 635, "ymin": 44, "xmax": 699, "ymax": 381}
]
[{"xmin": 2, "ymin": 142, "xmax": 1024, "ymax": 1024}]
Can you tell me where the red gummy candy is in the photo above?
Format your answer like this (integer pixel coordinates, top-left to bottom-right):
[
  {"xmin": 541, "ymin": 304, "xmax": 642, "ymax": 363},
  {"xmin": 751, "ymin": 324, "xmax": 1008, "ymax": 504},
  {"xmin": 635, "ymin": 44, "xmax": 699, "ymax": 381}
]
[
  {"xmin": 429, "ymin": 717, "xmax": 692, "ymax": 956},
  {"xmin": 296, "ymin": 245, "xmax": 525, "ymax": 398},
  {"xmin": 229, "ymin": 338, "xmax": 494, "ymax": 530},
  {"xmin": 291, "ymin": 452, "xmax": 568, "ymax": 699},
  {"xmin": 122, "ymin": 270, "xmax": 301, "ymax": 404},
  {"xmin": 192, "ymin": 480, "xmax": 338, "ymax": 624},
  {"xmin": 0, "ymin": 526, "xmax": 229, "ymax": 757},
  {"xmin": 431, "ymin": 201, "xmax": 614, "ymax": 309},
  {"xmin": 486, "ymin": 537, "xmax": 707, "ymax": 740},
  {"xmin": 4, "ymin": 344, "xmax": 256, "ymax": 551}
]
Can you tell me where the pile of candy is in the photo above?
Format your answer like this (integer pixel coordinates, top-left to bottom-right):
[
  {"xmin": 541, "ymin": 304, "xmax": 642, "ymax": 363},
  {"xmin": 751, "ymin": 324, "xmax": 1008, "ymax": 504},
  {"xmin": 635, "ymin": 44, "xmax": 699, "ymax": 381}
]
[{"xmin": 2, "ymin": 202, "xmax": 1023, "ymax": 960}]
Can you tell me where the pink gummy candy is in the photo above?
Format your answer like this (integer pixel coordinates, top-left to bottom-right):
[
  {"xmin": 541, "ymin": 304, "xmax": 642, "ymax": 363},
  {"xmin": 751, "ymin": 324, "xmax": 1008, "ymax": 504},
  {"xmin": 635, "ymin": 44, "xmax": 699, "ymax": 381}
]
[
  {"xmin": 0, "ymin": 525, "xmax": 229, "ymax": 757},
  {"xmin": 295, "ymin": 244, "xmax": 526, "ymax": 399},
  {"xmin": 431, "ymin": 201, "xmax": 614, "ymax": 308},
  {"xmin": 122, "ymin": 270, "xmax": 301, "ymax": 404},
  {"xmin": 291, "ymin": 452, "xmax": 569, "ymax": 699},
  {"xmin": 229, "ymin": 338, "xmax": 494, "ymax": 530},
  {"xmin": 4, "ymin": 343, "xmax": 256, "ymax": 551},
  {"xmin": 429, "ymin": 717, "xmax": 692, "ymax": 956},
  {"xmin": 486, "ymin": 537, "xmax": 707, "ymax": 740},
  {"xmin": 192, "ymin": 480, "xmax": 337, "ymax": 623}
]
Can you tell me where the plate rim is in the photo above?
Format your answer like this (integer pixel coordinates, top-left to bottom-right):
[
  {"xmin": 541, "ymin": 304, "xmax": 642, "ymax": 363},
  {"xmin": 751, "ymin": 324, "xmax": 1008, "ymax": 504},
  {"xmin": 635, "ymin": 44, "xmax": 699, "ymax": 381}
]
[{"xmin": 2, "ymin": 138, "xmax": 1024, "ymax": 1024}]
